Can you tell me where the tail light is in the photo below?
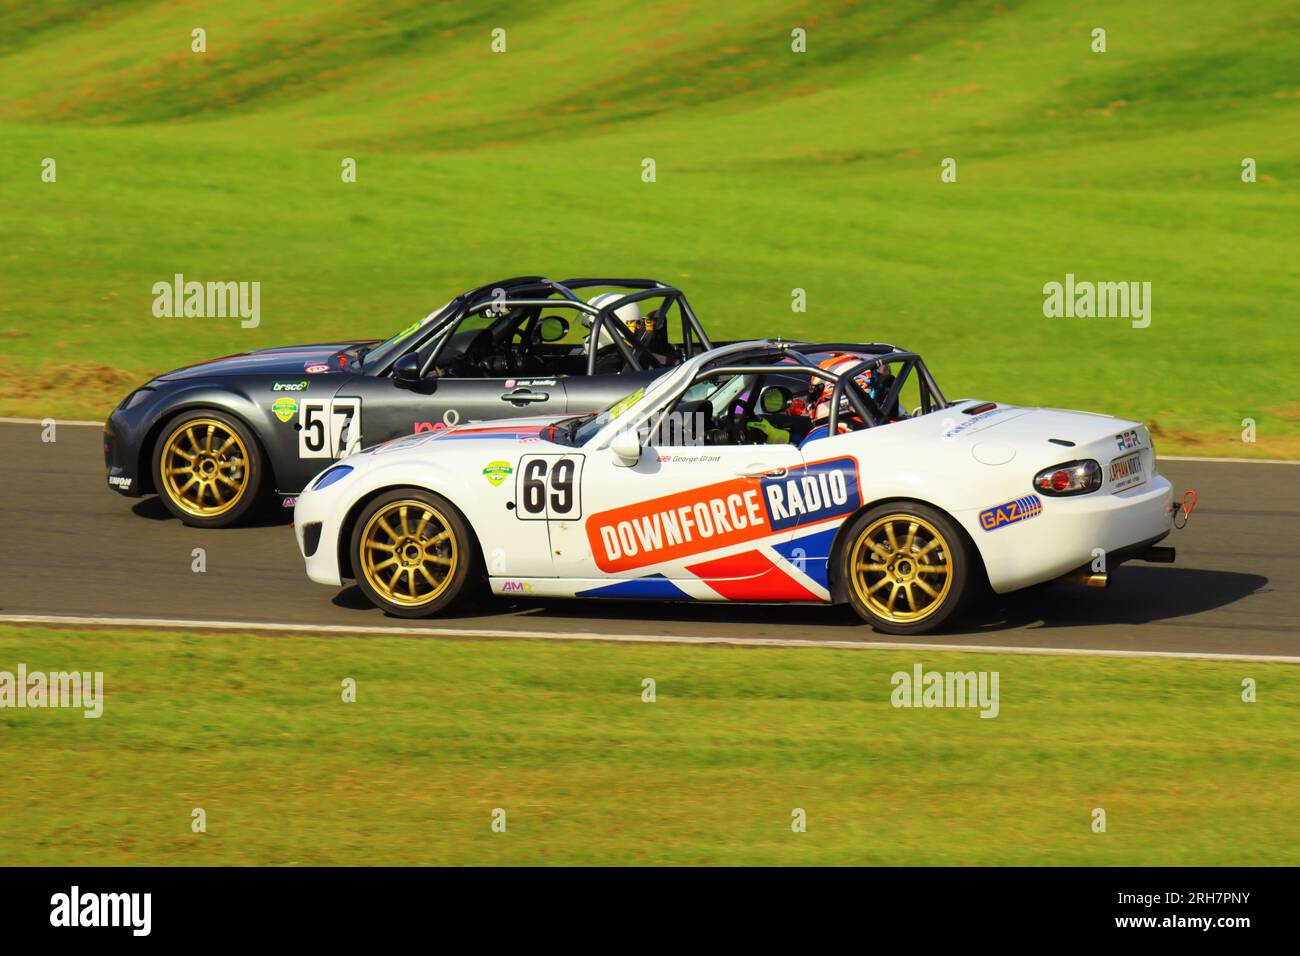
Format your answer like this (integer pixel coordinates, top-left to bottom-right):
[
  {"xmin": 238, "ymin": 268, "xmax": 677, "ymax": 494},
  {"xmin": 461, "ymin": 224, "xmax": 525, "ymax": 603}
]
[{"xmin": 1033, "ymin": 459, "xmax": 1101, "ymax": 496}]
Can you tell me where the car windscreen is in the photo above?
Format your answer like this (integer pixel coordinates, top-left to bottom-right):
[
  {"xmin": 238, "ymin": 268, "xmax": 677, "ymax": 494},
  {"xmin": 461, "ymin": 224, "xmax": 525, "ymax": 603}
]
[
  {"xmin": 564, "ymin": 386, "xmax": 645, "ymax": 446},
  {"xmin": 362, "ymin": 301, "xmax": 456, "ymax": 371}
]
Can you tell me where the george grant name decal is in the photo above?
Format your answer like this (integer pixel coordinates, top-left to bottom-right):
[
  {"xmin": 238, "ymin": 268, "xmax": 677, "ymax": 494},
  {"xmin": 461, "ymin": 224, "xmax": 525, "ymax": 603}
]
[{"xmin": 587, "ymin": 457, "xmax": 861, "ymax": 573}]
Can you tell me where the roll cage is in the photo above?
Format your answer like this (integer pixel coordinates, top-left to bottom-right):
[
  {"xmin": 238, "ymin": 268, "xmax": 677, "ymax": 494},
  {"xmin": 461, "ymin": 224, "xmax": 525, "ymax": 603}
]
[
  {"xmin": 370, "ymin": 276, "xmax": 713, "ymax": 378},
  {"xmin": 589, "ymin": 339, "xmax": 949, "ymax": 449},
  {"xmin": 697, "ymin": 340, "xmax": 948, "ymax": 428}
]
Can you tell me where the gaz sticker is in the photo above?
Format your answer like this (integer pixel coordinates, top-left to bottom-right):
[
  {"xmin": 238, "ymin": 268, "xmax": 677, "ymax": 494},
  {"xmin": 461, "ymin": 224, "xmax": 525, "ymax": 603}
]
[{"xmin": 978, "ymin": 495, "xmax": 1042, "ymax": 531}]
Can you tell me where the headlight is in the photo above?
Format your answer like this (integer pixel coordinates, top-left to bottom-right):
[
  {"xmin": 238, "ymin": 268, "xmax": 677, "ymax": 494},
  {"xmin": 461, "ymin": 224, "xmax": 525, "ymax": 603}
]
[
  {"xmin": 119, "ymin": 387, "xmax": 154, "ymax": 410},
  {"xmin": 312, "ymin": 464, "xmax": 353, "ymax": 491},
  {"xmin": 1032, "ymin": 459, "xmax": 1101, "ymax": 496}
]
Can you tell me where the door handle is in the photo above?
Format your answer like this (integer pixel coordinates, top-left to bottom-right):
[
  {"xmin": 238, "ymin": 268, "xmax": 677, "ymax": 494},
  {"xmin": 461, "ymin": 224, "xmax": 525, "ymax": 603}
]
[
  {"xmin": 736, "ymin": 466, "xmax": 787, "ymax": 479},
  {"xmin": 501, "ymin": 388, "xmax": 549, "ymax": 405}
]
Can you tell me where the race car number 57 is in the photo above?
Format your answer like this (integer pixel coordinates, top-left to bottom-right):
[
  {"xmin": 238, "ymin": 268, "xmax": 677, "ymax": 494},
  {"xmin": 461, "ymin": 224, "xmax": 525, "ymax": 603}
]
[
  {"xmin": 299, "ymin": 398, "xmax": 362, "ymax": 459},
  {"xmin": 516, "ymin": 455, "xmax": 584, "ymax": 520}
]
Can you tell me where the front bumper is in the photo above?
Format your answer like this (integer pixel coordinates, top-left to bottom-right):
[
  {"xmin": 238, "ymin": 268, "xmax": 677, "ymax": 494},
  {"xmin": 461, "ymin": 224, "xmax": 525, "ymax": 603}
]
[
  {"xmin": 293, "ymin": 481, "xmax": 351, "ymax": 587},
  {"xmin": 960, "ymin": 474, "xmax": 1174, "ymax": 593},
  {"xmin": 103, "ymin": 413, "xmax": 145, "ymax": 497}
]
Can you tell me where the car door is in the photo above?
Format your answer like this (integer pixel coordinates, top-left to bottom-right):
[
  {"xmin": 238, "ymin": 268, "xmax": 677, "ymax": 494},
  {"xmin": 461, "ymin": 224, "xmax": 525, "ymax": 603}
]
[
  {"xmin": 549, "ymin": 367, "xmax": 867, "ymax": 599},
  {"xmin": 562, "ymin": 367, "xmax": 664, "ymax": 416},
  {"xmin": 542, "ymin": 372, "xmax": 810, "ymax": 596},
  {"xmin": 407, "ymin": 376, "xmax": 569, "ymax": 434},
  {"xmin": 337, "ymin": 374, "xmax": 569, "ymax": 450},
  {"xmin": 551, "ymin": 440, "xmax": 806, "ymax": 590}
]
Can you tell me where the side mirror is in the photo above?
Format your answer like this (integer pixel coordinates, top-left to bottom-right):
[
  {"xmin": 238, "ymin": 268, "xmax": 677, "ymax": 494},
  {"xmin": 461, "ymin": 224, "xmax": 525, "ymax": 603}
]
[
  {"xmin": 759, "ymin": 385, "xmax": 793, "ymax": 414},
  {"xmin": 609, "ymin": 429, "xmax": 643, "ymax": 467},
  {"xmin": 393, "ymin": 353, "xmax": 423, "ymax": 388},
  {"xmin": 537, "ymin": 316, "xmax": 569, "ymax": 343}
]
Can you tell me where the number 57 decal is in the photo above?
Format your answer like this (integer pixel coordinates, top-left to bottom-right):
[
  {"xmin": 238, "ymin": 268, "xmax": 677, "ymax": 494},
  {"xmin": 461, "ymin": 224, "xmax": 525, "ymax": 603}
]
[
  {"xmin": 516, "ymin": 454, "xmax": 584, "ymax": 520},
  {"xmin": 299, "ymin": 398, "xmax": 362, "ymax": 459}
]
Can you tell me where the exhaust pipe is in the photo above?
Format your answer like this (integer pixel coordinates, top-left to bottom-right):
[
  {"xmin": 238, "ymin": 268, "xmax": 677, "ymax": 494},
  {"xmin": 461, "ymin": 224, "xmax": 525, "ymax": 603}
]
[
  {"xmin": 1058, "ymin": 570, "xmax": 1109, "ymax": 588},
  {"xmin": 1143, "ymin": 546, "xmax": 1176, "ymax": 563}
]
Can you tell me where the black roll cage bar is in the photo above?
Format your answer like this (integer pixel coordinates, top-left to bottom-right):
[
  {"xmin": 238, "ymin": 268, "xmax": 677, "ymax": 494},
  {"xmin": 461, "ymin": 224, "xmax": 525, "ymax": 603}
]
[
  {"xmin": 571, "ymin": 282, "xmax": 713, "ymax": 376},
  {"xmin": 397, "ymin": 276, "xmax": 712, "ymax": 379},
  {"xmin": 690, "ymin": 340, "xmax": 948, "ymax": 434}
]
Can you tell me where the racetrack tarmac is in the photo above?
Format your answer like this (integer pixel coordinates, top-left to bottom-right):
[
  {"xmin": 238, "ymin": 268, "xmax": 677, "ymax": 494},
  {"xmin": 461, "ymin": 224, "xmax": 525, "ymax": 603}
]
[{"xmin": 1, "ymin": 422, "xmax": 1297, "ymax": 659}]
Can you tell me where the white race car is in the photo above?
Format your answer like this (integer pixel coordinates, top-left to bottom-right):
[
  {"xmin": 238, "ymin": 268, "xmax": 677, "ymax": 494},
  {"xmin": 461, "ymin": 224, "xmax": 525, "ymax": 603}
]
[{"xmin": 293, "ymin": 340, "xmax": 1177, "ymax": 635}]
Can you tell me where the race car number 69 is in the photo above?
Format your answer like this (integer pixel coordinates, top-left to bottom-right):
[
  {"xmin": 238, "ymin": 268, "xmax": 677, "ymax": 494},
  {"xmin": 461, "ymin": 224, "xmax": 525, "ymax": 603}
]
[{"xmin": 516, "ymin": 455, "xmax": 584, "ymax": 520}]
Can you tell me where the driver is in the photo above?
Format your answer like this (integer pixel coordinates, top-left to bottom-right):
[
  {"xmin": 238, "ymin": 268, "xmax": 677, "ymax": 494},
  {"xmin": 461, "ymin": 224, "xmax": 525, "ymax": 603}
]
[
  {"xmin": 800, "ymin": 353, "xmax": 886, "ymax": 446},
  {"xmin": 746, "ymin": 416, "xmax": 790, "ymax": 445},
  {"xmin": 584, "ymin": 293, "xmax": 643, "ymax": 373}
]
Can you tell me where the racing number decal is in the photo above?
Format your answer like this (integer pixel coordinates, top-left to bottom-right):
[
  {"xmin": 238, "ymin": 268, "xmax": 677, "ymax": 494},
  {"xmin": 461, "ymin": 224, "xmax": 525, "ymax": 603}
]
[
  {"xmin": 300, "ymin": 403, "xmax": 328, "ymax": 457},
  {"xmin": 550, "ymin": 458, "xmax": 577, "ymax": 514},
  {"xmin": 519, "ymin": 459, "xmax": 548, "ymax": 514},
  {"xmin": 298, "ymin": 398, "xmax": 362, "ymax": 459},
  {"xmin": 516, "ymin": 455, "xmax": 583, "ymax": 520}
]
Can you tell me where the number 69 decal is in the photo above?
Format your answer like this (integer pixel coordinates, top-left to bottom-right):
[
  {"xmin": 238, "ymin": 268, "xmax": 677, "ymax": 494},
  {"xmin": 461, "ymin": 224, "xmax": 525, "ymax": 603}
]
[{"xmin": 515, "ymin": 455, "xmax": 584, "ymax": 520}]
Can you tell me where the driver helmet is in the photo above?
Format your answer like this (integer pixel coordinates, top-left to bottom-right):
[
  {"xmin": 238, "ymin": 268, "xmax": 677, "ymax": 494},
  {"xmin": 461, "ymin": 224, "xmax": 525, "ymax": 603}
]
[
  {"xmin": 584, "ymin": 293, "xmax": 642, "ymax": 350},
  {"xmin": 808, "ymin": 353, "xmax": 881, "ymax": 423}
]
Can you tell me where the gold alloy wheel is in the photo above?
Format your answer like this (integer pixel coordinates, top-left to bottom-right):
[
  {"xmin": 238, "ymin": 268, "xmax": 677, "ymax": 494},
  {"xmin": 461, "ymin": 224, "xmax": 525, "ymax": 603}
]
[
  {"xmin": 359, "ymin": 500, "xmax": 458, "ymax": 607},
  {"xmin": 159, "ymin": 418, "xmax": 251, "ymax": 518},
  {"xmin": 849, "ymin": 513, "xmax": 954, "ymax": 624}
]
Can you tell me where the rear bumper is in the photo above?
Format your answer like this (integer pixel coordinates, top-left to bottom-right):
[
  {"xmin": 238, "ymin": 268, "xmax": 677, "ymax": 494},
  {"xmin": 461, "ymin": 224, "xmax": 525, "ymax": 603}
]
[{"xmin": 960, "ymin": 475, "xmax": 1174, "ymax": 593}]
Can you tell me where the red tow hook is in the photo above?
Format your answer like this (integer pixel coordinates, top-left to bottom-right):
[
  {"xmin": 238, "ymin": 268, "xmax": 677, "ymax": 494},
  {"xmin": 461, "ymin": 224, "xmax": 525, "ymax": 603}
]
[{"xmin": 1172, "ymin": 489, "xmax": 1197, "ymax": 529}]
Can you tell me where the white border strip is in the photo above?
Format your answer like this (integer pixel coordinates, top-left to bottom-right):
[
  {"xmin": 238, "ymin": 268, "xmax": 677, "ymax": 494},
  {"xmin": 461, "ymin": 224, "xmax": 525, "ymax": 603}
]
[
  {"xmin": 1, "ymin": 420, "xmax": 1297, "ymax": 464},
  {"xmin": 1, "ymin": 420, "xmax": 1298, "ymax": 464},
  {"xmin": 2, "ymin": 613, "xmax": 1297, "ymax": 664}
]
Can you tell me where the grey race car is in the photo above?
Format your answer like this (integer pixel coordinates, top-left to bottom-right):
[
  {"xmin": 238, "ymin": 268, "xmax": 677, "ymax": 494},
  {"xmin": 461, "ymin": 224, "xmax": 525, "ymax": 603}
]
[{"xmin": 104, "ymin": 276, "xmax": 717, "ymax": 526}]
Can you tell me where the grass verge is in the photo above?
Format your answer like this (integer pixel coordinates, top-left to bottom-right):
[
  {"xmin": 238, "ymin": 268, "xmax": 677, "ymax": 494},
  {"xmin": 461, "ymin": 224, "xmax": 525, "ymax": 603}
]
[{"xmin": 1, "ymin": 625, "xmax": 1296, "ymax": 865}]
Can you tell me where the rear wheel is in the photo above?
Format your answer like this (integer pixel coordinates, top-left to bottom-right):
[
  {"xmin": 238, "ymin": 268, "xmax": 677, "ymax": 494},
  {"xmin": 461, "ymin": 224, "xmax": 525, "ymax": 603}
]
[
  {"xmin": 350, "ymin": 490, "xmax": 476, "ymax": 618},
  {"xmin": 152, "ymin": 410, "xmax": 263, "ymax": 527},
  {"xmin": 839, "ymin": 503, "xmax": 971, "ymax": 635}
]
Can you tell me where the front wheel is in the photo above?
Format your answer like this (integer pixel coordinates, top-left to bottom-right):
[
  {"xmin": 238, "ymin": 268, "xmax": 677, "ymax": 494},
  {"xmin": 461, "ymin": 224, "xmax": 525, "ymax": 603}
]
[
  {"xmin": 153, "ymin": 410, "xmax": 264, "ymax": 527},
  {"xmin": 838, "ymin": 503, "xmax": 972, "ymax": 635},
  {"xmin": 350, "ymin": 490, "xmax": 476, "ymax": 618}
]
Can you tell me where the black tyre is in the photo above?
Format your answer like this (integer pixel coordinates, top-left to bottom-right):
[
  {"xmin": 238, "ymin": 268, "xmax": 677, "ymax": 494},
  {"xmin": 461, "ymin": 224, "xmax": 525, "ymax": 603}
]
[
  {"xmin": 837, "ymin": 502, "xmax": 972, "ymax": 635},
  {"xmin": 350, "ymin": 489, "xmax": 476, "ymax": 618},
  {"xmin": 152, "ymin": 410, "xmax": 264, "ymax": 528}
]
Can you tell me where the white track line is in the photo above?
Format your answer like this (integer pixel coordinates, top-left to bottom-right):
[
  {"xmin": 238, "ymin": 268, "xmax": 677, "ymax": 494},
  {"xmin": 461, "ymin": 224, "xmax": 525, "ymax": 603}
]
[
  {"xmin": 0, "ymin": 416, "xmax": 102, "ymax": 427},
  {"xmin": 1157, "ymin": 454, "xmax": 1300, "ymax": 465},
  {"xmin": 1, "ymin": 420, "xmax": 1297, "ymax": 464},
  {"xmin": 2, "ymin": 613, "xmax": 1297, "ymax": 663}
]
